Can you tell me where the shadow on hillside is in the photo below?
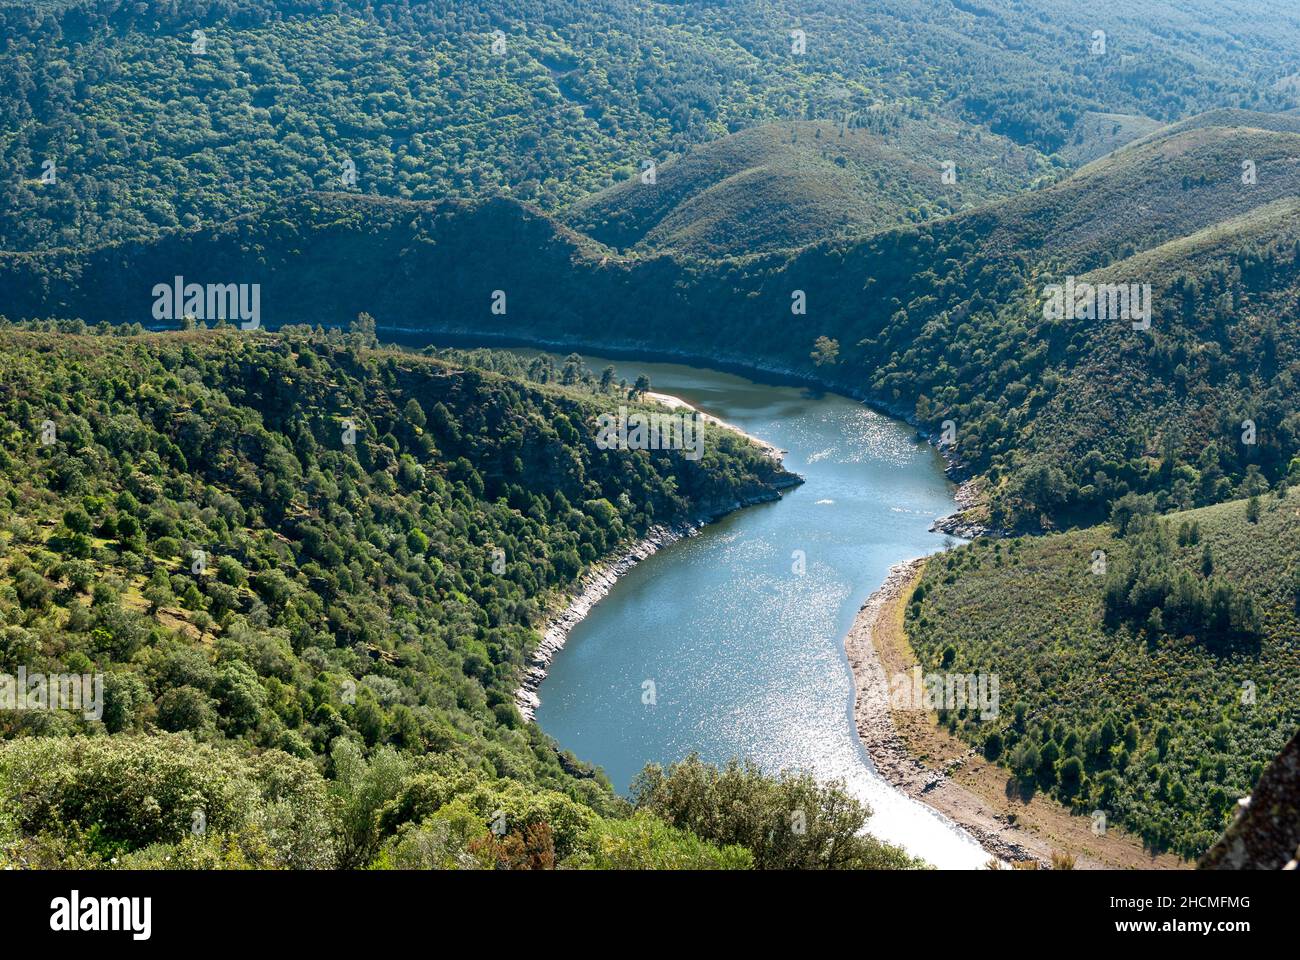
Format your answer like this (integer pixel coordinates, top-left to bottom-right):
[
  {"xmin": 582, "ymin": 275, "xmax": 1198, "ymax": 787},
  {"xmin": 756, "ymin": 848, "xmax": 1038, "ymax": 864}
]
[{"xmin": 1005, "ymin": 776, "xmax": 1037, "ymax": 804}]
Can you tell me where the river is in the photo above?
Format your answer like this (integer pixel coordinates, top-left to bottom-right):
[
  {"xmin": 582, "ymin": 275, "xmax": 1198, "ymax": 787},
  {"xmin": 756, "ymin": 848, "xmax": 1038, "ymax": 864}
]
[{"xmin": 463, "ymin": 346, "xmax": 986, "ymax": 868}]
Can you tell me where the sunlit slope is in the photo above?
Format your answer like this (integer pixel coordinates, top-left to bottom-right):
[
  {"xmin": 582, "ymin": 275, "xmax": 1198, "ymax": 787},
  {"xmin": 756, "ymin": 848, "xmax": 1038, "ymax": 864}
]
[
  {"xmin": 906, "ymin": 494, "xmax": 1300, "ymax": 858},
  {"xmin": 563, "ymin": 118, "xmax": 1045, "ymax": 258}
]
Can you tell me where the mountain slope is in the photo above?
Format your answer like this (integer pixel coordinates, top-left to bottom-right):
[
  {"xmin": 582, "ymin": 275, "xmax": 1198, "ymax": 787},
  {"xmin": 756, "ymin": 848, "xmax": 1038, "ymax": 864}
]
[
  {"xmin": 563, "ymin": 116, "xmax": 1046, "ymax": 258},
  {"xmin": 1055, "ymin": 112, "xmax": 1164, "ymax": 166},
  {"xmin": 906, "ymin": 494, "xmax": 1300, "ymax": 858},
  {"xmin": 5, "ymin": 111, "xmax": 1300, "ymax": 534},
  {"xmin": 1201, "ymin": 727, "xmax": 1300, "ymax": 869},
  {"xmin": 3, "ymin": 0, "xmax": 1299, "ymax": 251}
]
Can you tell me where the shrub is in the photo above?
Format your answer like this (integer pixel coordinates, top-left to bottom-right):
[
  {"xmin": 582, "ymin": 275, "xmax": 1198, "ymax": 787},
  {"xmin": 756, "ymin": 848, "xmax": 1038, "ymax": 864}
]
[
  {"xmin": 631, "ymin": 755, "xmax": 927, "ymax": 869},
  {"xmin": 0, "ymin": 734, "xmax": 333, "ymax": 868}
]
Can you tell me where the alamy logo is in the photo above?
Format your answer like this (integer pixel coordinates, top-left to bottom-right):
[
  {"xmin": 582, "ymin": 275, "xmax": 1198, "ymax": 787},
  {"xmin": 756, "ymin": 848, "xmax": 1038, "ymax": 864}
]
[
  {"xmin": 1042, "ymin": 276, "xmax": 1152, "ymax": 330},
  {"xmin": 0, "ymin": 668, "xmax": 103, "ymax": 720},
  {"xmin": 152, "ymin": 276, "xmax": 261, "ymax": 329},
  {"xmin": 595, "ymin": 406, "xmax": 704, "ymax": 461},
  {"xmin": 50, "ymin": 891, "xmax": 151, "ymax": 940}
]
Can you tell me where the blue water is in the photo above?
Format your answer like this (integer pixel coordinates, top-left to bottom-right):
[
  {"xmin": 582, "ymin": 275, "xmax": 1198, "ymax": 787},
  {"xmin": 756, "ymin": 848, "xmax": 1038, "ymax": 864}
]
[{"xmin": 518, "ymin": 351, "xmax": 990, "ymax": 868}]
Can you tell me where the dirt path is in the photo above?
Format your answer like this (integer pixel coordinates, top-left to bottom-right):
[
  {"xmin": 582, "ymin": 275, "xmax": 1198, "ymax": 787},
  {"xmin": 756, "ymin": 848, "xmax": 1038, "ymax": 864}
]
[{"xmin": 846, "ymin": 558, "xmax": 1187, "ymax": 870}]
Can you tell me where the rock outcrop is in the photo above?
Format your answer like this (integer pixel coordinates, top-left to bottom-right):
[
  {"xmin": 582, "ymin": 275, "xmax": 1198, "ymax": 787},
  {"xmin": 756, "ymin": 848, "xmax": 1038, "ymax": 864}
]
[{"xmin": 1200, "ymin": 728, "xmax": 1300, "ymax": 869}]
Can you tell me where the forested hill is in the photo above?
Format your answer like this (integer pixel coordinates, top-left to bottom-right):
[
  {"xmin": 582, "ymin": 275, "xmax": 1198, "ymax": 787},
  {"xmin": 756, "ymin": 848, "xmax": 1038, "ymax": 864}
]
[
  {"xmin": 907, "ymin": 494, "xmax": 1300, "ymax": 859},
  {"xmin": 0, "ymin": 323, "xmax": 931, "ymax": 869},
  {"xmin": 561, "ymin": 116, "xmax": 1045, "ymax": 259},
  {"xmin": 0, "ymin": 325, "xmax": 792, "ymax": 768},
  {"xmin": 4, "ymin": 0, "xmax": 1299, "ymax": 250},
  {"xmin": 6, "ymin": 109, "xmax": 1300, "ymax": 536}
]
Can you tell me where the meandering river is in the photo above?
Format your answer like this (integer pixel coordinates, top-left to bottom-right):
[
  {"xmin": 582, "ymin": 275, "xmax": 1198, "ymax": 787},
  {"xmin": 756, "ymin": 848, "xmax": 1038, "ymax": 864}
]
[{"xmin": 395, "ymin": 335, "xmax": 989, "ymax": 867}]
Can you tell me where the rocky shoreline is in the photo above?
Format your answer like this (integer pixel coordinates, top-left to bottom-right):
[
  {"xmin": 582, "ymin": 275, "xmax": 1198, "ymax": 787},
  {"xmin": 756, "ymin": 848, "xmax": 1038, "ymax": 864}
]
[
  {"xmin": 513, "ymin": 389, "xmax": 800, "ymax": 720},
  {"xmin": 515, "ymin": 484, "xmax": 796, "ymax": 720},
  {"xmin": 516, "ymin": 521, "xmax": 693, "ymax": 721},
  {"xmin": 929, "ymin": 477, "xmax": 991, "ymax": 539},
  {"xmin": 846, "ymin": 558, "xmax": 1057, "ymax": 867}
]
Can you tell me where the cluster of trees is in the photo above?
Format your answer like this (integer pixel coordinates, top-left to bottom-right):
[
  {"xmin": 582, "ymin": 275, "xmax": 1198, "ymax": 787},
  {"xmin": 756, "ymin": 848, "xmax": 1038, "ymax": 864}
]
[
  {"xmin": 2, "ymin": 0, "xmax": 1294, "ymax": 250},
  {"xmin": 0, "ymin": 733, "xmax": 920, "ymax": 869},
  {"xmin": 0, "ymin": 322, "xmax": 895, "ymax": 869},
  {"xmin": 905, "ymin": 493, "xmax": 1300, "ymax": 859},
  {"xmin": 1102, "ymin": 503, "xmax": 1260, "ymax": 644}
]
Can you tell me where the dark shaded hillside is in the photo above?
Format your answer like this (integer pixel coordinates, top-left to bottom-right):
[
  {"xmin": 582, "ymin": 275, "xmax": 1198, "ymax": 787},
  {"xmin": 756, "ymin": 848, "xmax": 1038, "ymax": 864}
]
[
  {"xmin": 1020, "ymin": 196, "xmax": 1300, "ymax": 500},
  {"xmin": 563, "ymin": 117, "xmax": 1045, "ymax": 258},
  {"xmin": 6, "ymin": 110, "xmax": 1300, "ymax": 532}
]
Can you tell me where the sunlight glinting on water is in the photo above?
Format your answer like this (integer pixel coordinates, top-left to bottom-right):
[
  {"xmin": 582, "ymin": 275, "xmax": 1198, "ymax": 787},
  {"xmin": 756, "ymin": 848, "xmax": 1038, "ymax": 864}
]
[{"xmin": 531, "ymin": 352, "xmax": 990, "ymax": 868}]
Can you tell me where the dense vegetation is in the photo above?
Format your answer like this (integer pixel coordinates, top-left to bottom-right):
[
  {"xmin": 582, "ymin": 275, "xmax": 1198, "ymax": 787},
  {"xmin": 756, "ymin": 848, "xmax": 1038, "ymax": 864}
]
[
  {"xmin": 563, "ymin": 117, "xmax": 1045, "ymax": 258},
  {"xmin": 3, "ymin": 0, "xmax": 1297, "ymax": 250},
  {"xmin": 905, "ymin": 493, "xmax": 1300, "ymax": 858},
  {"xmin": 8, "ymin": 113, "xmax": 1300, "ymax": 534},
  {"xmin": 0, "ymin": 322, "xmax": 925, "ymax": 868},
  {"xmin": 5, "ymin": 0, "xmax": 1300, "ymax": 871}
]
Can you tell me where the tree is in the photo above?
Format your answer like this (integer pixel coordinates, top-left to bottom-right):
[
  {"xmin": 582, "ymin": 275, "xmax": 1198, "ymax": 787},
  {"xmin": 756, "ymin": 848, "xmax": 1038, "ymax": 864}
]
[
  {"xmin": 403, "ymin": 398, "xmax": 427, "ymax": 430},
  {"xmin": 811, "ymin": 336, "xmax": 840, "ymax": 366},
  {"xmin": 631, "ymin": 755, "xmax": 924, "ymax": 869},
  {"xmin": 1058, "ymin": 756, "xmax": 1083, "ymax": 795},
  {"xmin": 983, "ymin": 731, "xmax": 1004, "ymax": 761}
]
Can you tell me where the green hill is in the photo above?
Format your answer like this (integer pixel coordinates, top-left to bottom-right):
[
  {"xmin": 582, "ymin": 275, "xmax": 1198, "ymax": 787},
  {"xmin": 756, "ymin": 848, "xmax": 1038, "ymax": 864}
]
[
  {"xmin": 905, "ymin": 493, "xmax": 1300, "ymax": 858},
  {"xmin": 3, "ymin": 0, "xmax": 1298, "ymax": 251},
  {"xmin": 8, "ymin": 110, "xmax": 1300, "ymax": 534},
  {"xmin": 1055, "ymin": 111, "xmax": 1164, "ymax": 166},
  {"xmin": 563, "ymin": 116, "xmax": 1047, "ymax": 258}
]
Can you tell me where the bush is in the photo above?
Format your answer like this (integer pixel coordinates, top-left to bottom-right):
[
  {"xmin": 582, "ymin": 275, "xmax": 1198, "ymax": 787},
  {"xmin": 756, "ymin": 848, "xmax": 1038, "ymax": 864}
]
[
  {"xmin": 572, "ymin": 812, "xmax": 753, "ymax": 870},
  {"xmin": 631, "ymin": 755, "xmax": 927, "ymax": 869},
  {"xmin": 0, "ymin": 734, "xmax": 333, "ymax": 868},
  {"xmin": 983, "ymin": 732, "xmax": 1004, "ymax": 761}
]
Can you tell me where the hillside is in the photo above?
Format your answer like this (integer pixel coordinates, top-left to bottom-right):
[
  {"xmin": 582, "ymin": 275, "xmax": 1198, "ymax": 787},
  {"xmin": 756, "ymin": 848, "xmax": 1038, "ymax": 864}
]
[
  {"xmin": 1055, "ymin": 112, "xmax": 1163, "ymax": 166},
  {"xmin": 3, "ymin": 0, "xmax": 1299, "ymax": 251},
  {"xmin": 0, "ymin": 323, "xmax": 933, "ymax": 869},
  {"xmin": 7, "ymin": 110, "xmax": 1300, "ymax": 536},
  {"xmin": 905, "ymin": 494, "xmax": 1300, "ymax": 859},
  {"xmin": 562, "ymin": 116, "xmax": 1047, "ymax": 258},
  {"xmin": 1201, "ymin": 727, "xmax": 1300, "ymax": 869}
]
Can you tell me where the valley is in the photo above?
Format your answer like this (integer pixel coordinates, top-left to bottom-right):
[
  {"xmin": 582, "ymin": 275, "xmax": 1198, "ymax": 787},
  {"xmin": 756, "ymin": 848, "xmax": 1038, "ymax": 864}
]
[{"xmin": 1, "ymin": 0, "xmax": 1299, "ymax": 886}]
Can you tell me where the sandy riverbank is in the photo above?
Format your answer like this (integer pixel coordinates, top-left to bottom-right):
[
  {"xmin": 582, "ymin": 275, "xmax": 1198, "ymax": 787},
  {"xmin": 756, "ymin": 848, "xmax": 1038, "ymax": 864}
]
[
  {"xmin": 645, "ymin": 391, "xmax": 787, "ymax": 461},
  {"xmin": 846, "ymin": 558, "xmax": 1187, "ymax": 870}
]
